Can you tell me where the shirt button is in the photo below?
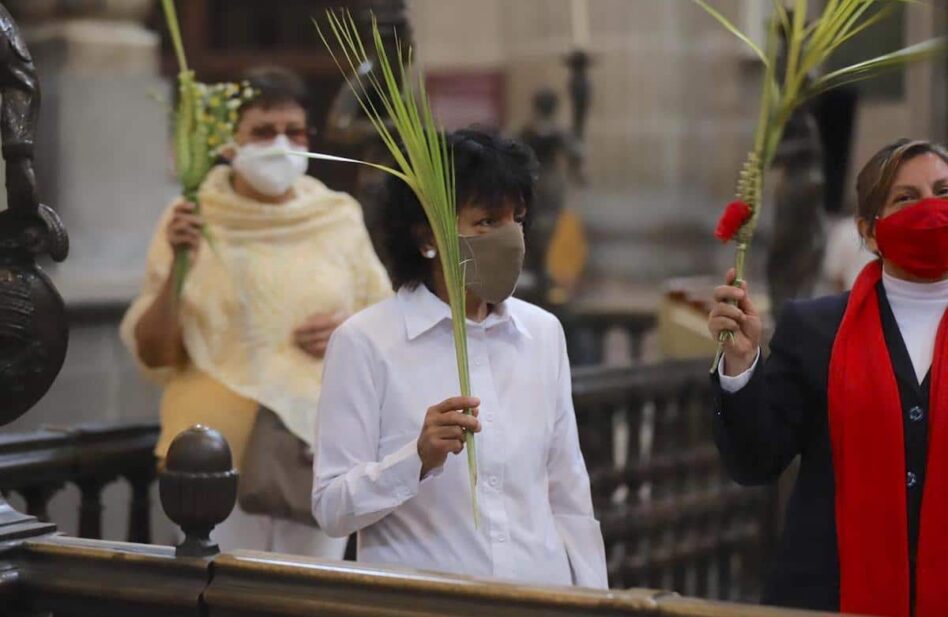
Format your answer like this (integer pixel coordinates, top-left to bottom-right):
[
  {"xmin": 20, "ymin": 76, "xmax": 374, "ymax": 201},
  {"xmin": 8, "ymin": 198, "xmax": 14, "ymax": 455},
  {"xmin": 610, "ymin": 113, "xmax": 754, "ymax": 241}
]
[
  {"xmin": 909, "ymin": 406, "xmax": 925, "ymax": 422},
  {"xmin": 496, "ymin": 534, "xmax": 506, "ymax": 543},
  {"xmin": 485, "ymin": 413, "xmax": 494, "ymax": 423},
  {"xmin": 908, "ymin": 471, "xmax": 918, "ymax": 488},
  {"xmin": 489, "ymin": 476, "xmax": 498, "ymax": 487},
  {"xmin": 474, "ymin": 358, "xmax": 484, "ymax": 367}
]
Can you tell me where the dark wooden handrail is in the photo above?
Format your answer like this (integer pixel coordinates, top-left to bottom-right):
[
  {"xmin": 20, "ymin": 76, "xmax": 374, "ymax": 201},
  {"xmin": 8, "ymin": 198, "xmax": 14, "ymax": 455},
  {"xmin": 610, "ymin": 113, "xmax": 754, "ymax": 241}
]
[
  {"xmin": 8, "ymin": 535, "xmax": 839, "ymax": 617},
  {"xmin": 0, "ymin": 423, "xmax": 159, "ymax": 542},
  {"xmin": 572, "ymin": 359, "xmax": 709, "ymax": 401},
  {"xmin": 571, "ymin": 359, "xmax": 776, "ymax": 600},
  {"xmin": 0, "ymin": 365, "xmax": 821, "ymax": 615},
  {"xmin": 0, "ymin": 360, "xmax": 767, "ymax": 600},
  {"xmin": 557, "ymin": 307, "xmax": 657, "ymax": 365},
  {"xmin": 588, "ymin": 445, "xmax": 720, "ymax": 492}
]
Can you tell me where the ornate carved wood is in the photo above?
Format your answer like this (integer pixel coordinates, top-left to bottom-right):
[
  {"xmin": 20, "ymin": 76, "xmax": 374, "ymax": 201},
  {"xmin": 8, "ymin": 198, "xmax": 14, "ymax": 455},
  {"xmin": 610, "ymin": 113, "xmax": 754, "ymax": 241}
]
[
  {"xmin": 160, "ymin": 426, "xmax": 237, "ymax": 558},
  {"xmin": 0, "ymin": 0, "xmax": 70, "ymax": 545}
]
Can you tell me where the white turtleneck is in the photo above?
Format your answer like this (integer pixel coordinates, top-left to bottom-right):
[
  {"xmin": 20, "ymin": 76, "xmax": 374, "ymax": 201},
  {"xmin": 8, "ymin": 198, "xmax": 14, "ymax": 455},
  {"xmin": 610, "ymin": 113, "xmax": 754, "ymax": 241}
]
[
  {"xmin": 719, "ymin": 271, "xmax": 948, "ymax": 391},
  {"xmin": 882, "ymin": 271, "xmax": 948, "ymax": 383}
]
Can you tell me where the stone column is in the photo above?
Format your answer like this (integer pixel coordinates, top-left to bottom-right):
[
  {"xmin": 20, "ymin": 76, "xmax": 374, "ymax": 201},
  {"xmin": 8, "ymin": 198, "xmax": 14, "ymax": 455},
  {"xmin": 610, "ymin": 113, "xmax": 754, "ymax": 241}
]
[{"xmin": 6, "ymin": 0, "xmax": 178, "ymax": 304}]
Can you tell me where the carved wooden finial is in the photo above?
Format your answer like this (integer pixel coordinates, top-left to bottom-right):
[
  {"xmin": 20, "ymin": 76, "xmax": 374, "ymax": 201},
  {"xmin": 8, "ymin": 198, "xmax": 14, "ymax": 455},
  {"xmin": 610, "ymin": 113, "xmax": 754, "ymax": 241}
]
[{"xmin": 159, "ymin": 425, "xmax": 238, "ymax": 558}]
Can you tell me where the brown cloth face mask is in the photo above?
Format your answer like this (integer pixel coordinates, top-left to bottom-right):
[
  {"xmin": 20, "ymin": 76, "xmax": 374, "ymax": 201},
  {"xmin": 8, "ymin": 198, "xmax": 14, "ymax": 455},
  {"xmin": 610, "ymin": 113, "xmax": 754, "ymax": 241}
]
[{"xmin": 459, "ymin": 222, "xmax": 525, "ymax": 304}]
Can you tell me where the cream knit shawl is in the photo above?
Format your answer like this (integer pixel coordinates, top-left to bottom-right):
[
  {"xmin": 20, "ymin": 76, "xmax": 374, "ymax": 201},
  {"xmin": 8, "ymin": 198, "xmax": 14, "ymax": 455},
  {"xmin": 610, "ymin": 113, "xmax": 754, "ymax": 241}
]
[{"xmin": 121, "ymin": 165, "xmax": 392, "ymax": 444}]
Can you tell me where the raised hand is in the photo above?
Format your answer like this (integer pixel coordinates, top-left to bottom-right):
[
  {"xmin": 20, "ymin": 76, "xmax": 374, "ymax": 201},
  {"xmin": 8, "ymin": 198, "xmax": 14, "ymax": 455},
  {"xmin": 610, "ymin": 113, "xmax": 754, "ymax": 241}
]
[
  {"xmin": 165, "ymin": 200, "xmax": 203, "ymax": 256},
  {"xmin": 417, "ymin": 396, "xmax": 481, "ymax": 478},
  {"xmin": 708, "ymin": 268, "xmax": 762, "ymax": 375}
]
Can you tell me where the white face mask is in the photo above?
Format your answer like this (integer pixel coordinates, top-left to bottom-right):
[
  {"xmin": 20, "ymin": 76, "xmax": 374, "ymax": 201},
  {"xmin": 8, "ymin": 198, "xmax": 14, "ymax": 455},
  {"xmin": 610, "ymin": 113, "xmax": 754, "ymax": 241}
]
[{"xmin": 231, "ymin": 134, "xmax": 308, "ymax": 197}]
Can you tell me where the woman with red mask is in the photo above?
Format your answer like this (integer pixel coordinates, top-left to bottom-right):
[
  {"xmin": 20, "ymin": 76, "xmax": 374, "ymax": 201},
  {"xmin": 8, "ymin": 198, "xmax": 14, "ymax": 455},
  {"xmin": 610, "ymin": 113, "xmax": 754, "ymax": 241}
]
[{"xmin": 708, "ymin": 139, "xmax": 948, "ymax": 617}]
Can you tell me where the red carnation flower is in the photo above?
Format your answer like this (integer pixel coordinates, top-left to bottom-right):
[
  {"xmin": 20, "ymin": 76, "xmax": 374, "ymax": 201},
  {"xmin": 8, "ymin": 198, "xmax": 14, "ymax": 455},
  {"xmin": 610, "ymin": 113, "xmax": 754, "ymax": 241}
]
[{"xmin": 714, "ymin": 201, "xmax": 752, "ymax": 243}]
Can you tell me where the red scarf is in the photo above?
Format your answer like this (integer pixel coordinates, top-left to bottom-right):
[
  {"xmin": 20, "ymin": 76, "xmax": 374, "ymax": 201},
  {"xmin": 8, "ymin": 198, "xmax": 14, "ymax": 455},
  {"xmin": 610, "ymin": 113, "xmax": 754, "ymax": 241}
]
[{"xmin": 829, "ymin": 260, "xmax": 948, "ymax": 616}]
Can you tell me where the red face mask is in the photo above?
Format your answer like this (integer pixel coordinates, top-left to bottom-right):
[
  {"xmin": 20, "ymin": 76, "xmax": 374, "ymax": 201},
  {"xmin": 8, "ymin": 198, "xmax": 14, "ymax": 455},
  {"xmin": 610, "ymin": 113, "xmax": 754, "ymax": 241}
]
[{"xmin": 875, "ymin": 197, "xmax": 948, "ymax": 279}]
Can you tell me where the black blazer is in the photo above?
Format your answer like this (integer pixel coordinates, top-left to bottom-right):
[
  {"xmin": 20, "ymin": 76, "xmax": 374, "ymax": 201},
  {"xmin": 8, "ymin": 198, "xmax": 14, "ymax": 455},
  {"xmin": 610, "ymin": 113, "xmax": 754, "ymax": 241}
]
[{"xmin": 712, "ymin": 286, "xmax": 930, "ymax": 612}]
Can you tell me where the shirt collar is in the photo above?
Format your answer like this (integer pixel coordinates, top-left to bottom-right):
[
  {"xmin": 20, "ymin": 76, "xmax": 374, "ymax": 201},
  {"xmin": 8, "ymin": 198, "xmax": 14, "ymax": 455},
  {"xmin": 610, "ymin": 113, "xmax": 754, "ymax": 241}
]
[{"xmin": 397, "ymin": 284, "xmax": 532, "ymax": 341}]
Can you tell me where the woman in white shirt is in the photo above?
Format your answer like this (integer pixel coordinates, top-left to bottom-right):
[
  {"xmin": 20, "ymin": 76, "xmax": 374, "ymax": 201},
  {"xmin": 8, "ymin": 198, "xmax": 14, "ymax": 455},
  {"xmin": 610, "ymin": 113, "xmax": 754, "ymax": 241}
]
[
  {"xmin": 707, "ymin": 139, "xmax": 948, "ymax": 616},
  {"xmin": 312, "ymin": 129, "xmax": 607, "ymax": 588}
]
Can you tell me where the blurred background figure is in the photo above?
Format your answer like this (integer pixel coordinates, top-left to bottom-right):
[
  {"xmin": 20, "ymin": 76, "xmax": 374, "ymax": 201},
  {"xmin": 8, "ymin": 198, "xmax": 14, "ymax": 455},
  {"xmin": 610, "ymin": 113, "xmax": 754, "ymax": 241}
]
[
  {"xmin": 815, "ymin": 85, "xmax": 874, "ymax": 294},
  {"xmin": 766, "ymin": 104, "xmax": 827, "ymax": 322},
  {"xmin": 764, "ymin": 14, "xmax": 827, "ymax": 323},
  {"xmin": 820, "ymin": 214, "xmax": 876, "ymax": 293},
  {"xmin": 518, "ymin": 88, "xmax": 584, "ymax": 305},
  {"xmin": 120, "ymin": 64, "xmax": 390, "ymax": 557}
]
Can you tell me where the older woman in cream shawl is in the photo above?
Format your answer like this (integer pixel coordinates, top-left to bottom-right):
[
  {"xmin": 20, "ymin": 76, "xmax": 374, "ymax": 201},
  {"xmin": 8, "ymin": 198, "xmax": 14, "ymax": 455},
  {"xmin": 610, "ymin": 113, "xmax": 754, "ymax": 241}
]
[{"xmin": 121, "ymin": 67, "xmax": 391, "ymax": 558}]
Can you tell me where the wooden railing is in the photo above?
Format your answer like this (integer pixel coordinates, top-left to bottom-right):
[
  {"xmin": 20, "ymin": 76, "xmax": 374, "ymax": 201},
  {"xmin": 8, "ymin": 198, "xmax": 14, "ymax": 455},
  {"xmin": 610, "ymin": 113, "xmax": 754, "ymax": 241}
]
[
  {"xmin": 0, "ymin": 424, "xmax": 159, "ymax": 543},
  {"xmin": 558, "ymin": 307, "xmax": 657, "ymax": 365},
  {"xmin": 5, "ymin": 535, "xmax": 833, "ymax": 617},
  {"xmin": 0, "ymin": 359, "xmax": 769, "ymax": 604},
  {"xmin": 0, "ymin": 363, "xmax": 830, "ymax": 616},
  {"xmin": 573, "ymin": 359, "xmax": 776, "ymax": 600}
]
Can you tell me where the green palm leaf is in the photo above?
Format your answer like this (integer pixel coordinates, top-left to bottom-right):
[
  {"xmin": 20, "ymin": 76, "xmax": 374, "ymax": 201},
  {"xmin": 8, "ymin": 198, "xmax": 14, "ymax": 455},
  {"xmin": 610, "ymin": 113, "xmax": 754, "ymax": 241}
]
[
  {"xmin": 160, "ymin": 0, "xmax": 254, "ymax": 298},
  {"xmin": 691, "ymin": 0, "xmax": 770, "ymax": 67},
  {"xmin": 690, "ymin": 0, "xmax": 946, "ymax": 372},
  {"xmin": 804, "ymin": 37, "xmax": 948, "ymax": 99},
  {"xmin": 315, "ymin": 10, "xmax": 478, "ymax": 525}
]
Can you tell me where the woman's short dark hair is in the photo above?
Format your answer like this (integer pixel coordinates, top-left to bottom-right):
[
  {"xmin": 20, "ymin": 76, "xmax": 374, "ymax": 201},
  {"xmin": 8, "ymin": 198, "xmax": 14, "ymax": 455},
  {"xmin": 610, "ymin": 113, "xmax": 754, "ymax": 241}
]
[
  {"xmin": 382, "ymin": 128, "xmax": 539, "ymax": 290},
  {"xmin": 240, "ymin": 65, "xmax": 310, "ymax": 115}
]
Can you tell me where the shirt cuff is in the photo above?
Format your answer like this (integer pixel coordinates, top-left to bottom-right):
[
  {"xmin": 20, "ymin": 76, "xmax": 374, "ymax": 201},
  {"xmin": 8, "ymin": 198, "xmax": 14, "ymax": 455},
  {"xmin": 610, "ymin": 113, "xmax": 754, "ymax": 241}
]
[
  {"xmin": 421, "ymin": 465, "xmax": 444, "ymax": 483},
  {"xmin": 718, "ymin": 348, "xmax": 760, "ymax": 393},
  {"xmin": 554, "ymin": 514, "xmax": 608, "ymax": 589},
  {"xmin": 380, "ymin": 440, "xmax": 425, "ymax": 503}
]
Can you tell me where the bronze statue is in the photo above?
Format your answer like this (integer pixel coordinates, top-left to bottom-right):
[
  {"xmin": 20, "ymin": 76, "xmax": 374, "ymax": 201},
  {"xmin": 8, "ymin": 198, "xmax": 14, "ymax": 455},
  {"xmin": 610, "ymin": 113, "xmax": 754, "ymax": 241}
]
[
  {"xmin": 0, "ymin": 1, "xmax": 69, "ymax": 428},
  {"xmin": 516, "ymin": 46, "xmax": 593, "ymax": 306},
  {"xmin": 564, "ymin": 51, "xmax": 591, "ymax": 154},
  {"xmin": 518, "ymin": 89, "xmax": 582, "ymax": 303}
]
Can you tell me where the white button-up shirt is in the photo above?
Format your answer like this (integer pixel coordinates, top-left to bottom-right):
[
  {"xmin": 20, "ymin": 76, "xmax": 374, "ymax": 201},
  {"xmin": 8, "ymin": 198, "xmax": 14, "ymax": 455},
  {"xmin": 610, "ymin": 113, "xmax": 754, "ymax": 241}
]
[{"xmin": 312, "ymin": 284, "xmax": 607, "ymax": 588}]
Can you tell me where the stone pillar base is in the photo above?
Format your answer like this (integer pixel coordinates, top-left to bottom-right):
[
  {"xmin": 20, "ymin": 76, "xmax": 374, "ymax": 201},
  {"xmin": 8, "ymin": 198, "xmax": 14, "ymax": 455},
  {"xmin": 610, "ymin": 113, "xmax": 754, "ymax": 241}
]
[{"xmin": 24, "ymin": 19, "xmax": 159, "ymax": 75}]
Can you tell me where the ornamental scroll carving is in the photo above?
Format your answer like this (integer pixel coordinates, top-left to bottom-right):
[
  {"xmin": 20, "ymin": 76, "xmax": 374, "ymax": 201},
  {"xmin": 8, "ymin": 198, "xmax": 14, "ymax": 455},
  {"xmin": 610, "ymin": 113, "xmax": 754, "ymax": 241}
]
[{"xmin": 0, "ymin": 1, "xmax": 69, "ymax": 426}]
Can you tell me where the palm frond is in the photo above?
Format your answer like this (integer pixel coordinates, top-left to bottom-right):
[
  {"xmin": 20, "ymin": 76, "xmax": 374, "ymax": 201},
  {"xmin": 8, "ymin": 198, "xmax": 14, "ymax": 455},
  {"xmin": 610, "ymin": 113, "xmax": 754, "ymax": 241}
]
[
  {"xmin": 691, "ymin": 0, "xmax": 946, "ymax": 371},
  {"xmin": 832, "ymin": 4, "xmax": 898, "ymax": 51},
  {"xmin": 805, "ymin": 37, "xmax": 948, "ymax": 99},
  {"xmin": 690, "ymin": 0, "xmax": 770, "ymax": 68},
  {"xmin": 161, "ymin": 0, "xmax": 188, "ymax": 72},
  {"xmin": 315, "ymin": 10, "xmax": 478, "ymax": 524},
  {"xmin": 160, "ymin": 0, "xmax": 254, "ymax": 297}
]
